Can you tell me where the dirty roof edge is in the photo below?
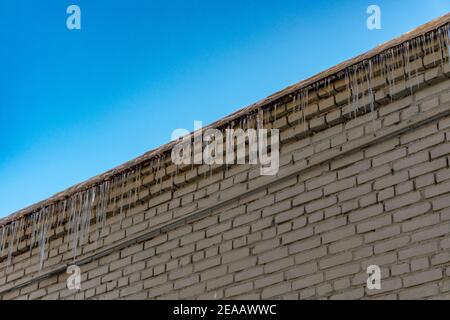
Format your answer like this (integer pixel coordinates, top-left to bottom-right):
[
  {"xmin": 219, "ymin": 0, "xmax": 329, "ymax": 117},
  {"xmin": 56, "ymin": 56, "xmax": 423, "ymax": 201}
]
[{"xmin": 2, "ymin": 12, "xmax": 450, "ymax": 226}]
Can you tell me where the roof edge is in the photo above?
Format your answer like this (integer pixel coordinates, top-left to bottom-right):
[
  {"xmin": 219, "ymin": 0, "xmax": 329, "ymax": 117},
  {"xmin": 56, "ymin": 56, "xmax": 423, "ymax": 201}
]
[{"xmin": 2, "ymin": 12, "xmax": 450, "ymax": 226}]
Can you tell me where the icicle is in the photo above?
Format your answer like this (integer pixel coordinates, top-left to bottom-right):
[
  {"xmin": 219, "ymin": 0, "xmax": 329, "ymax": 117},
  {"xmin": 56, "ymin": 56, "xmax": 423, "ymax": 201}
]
[
  {"xmin": 274, "ymin": 103, "xmax": 278, "ymax": 121},
  {"xmin": 366, "ymin": 60, "xmax": 376, "ymax": 133},
  {"xmin": 96, "ymin": 182, "xmax": 107, "ymax": 243},
  {"xmin": 72, "ymin": 193, "xmax": 81, "ymax": 259},
  {"xmin": 226, "ymin": 122, "xmax": 233, "ymax": 171},
  {"xmin": 156, "ymin": 157, "xmax": 162, "ymax": 193},
  {"xmin": 403, "ymin": 41, "xmax": 413, "ymax": 94},
  {"xmin": 7, "ymin": 220, "xmax": 19, "ymax": 269},
  {"xmin": 0, "ymin": 225, "xmax": 6, "ymax": 259},
  {"xmin": 119, "ymin": 173, "xmax": 126, "ymax": 225},
  {"xmin": 430, "ymin": 31, "xmax": 436, "ymax": 66},
  {"xmin": 299, "ymin": 89, "xmax": 308, "ymax": 132},
  {"xmin": 37, "ymin": 208, "xmax": 49, "ymax": 269},
  {"xmin": 344, "ymin": 69, "xmax": 351, "ymax": 115},
  {"xmin": 413, "ymin": 38, "xmax": 420, "ymax": 89},
  {"xmin": 327, "ymin": 77, "xmax": 332, "ymax": 95},
  {"xmin": 256, "ymin": 109, "xmax": 263, "ymax": 130},
  {"xmin": 444, "ymin": 24, "xmax": 449, "ymax": 61},
  {"xmin": 292, "ymin": 94, "xmax": 297, "ymax": 118},
  {"xmin": 387, "ymin": 49, "xmax": 396, "ymax": 100},
  {"xmin": 112, "ymin": 176, "xmax": 118, "ymax": 215},
  {"xmin": 443, "ymin": 24, "xmax": 450, "ymax": 63},
  {"xmin": 135, "ymin": 166, "xmax": 142, "ymax": 202},
  {"xmin": 127, "ymin": 173, "xmax": 133, "ymax": 211},
  {"xmin": 350, "ymin": 65, "xmax": 360, "ymax": 118}
]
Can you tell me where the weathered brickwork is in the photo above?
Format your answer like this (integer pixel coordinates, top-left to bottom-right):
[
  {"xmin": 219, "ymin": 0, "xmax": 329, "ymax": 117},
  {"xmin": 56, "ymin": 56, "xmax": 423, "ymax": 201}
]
[{"xmin": 1, "ymin": 16, "xmax": 450, "ymax": 300}]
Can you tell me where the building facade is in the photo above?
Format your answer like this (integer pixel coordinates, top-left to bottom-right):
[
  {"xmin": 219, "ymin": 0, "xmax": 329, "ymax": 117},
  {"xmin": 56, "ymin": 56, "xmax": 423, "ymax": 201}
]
[{"xmin": 1, "ymin": 14, "xmax": 450, "ymax": 300}]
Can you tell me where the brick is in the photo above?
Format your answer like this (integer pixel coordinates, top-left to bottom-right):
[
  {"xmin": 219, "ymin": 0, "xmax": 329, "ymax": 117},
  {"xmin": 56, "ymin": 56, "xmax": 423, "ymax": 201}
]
[
  {"xmin": 295, "ymin": 247, "xmax": 327, "ymax": 264},
  {"xmin": 322, "ymin": 225, "xmax": 355, "ymax": 244},
  {"xmin": 285, "ymin": 262, "xmax": 317, "ymax": 280},
  {"xmin": 319, "ymin": 252, "xmax": 352, "ymax": 269},
  {"xmin": 288, "ymin": 237, "xmax": 321, "ymax": 254},
  {"xmin": 282, "ymin": 226, "xmax": 314, "ymax": 245},
  {"xmin": 436, "ymin": 168, "xmax": 450, "ymax": 183},
  {"xmin": 431, "ymin": 252, "xmax": 450, "ymax": 265},
  {"xmin": 361, "ymin": 252, "xmax": 397, "ymax": 269},
  {"xmin": 372, "ymin": 148, "xmax": 407, "ymax": 167},
  {"xmin": 358, "ymin": 165, "xmax": 391, "ymax": 184},
  {"xmin": 325, "ymin": 263, "xmax": 360, "ymax": 280},
  {"xmin": 306, "ymin": 196, "xmax": 337, "ymax": 213},
  {"xmin": 379, "ymin": 96, "xmax": 413, "ymax": 116},
  {"xmin": 339, "ymin": 183, "xmax": 371, "ymax": 202},
  {"xmin": 255, "ymin": 272, "xmax": 284, "ymax": 289},
  {"xmin": 391, "ymin": 263, "xmax": 410, "ymax": 276},
  {"xmin": 357, "ymin": 215, "xmax": 391, "ymax": 233},
  {"xmin": 399, "ymin": 284, "xmax": 439, "ymax": 299},
  {"xmin": 338, "ymin": 160, "xmax": 371, "ymax": 179},
  {"xmin": 365, "ymin": 225, "xmax": 400, "ymax": 243},
  {"xmin": 367, "ymin": 139, "xmax": 400, "ymax": 159},
  {"xmin": 315, "ymin": 216, "xmax": 346, "ymax": 234},
  {"xmin": 424, "ymin": 180, "xmax": 450, "ymax": 198},
  {"xmin": 276, "ymin": 183, "xmax": 306, "ymax": 202},
  {"xmin": 324, "ymin": 177, "xmax": 356, "ymax": 195},
  {"xmin": 306, "ymin": 172, "xmax": 337, "ymax": 190},
  {"xmin": 179, "ymin": 283, "xmax": 205, "ymax": 299},
  {"xmin": 403, "ymin": 269, "xmax": 442, "ymax": 287},
  {"xmin": 258, "ymin": 247, "xmax": 287, "ymax": 264},
  {"xmin": 399, "ymin": 242, "xmax": 438, "ymax": 260},
  {"xmin": 402, "ymin": 213, "xmax": 439, "ymax": 232},
  {"xmin": 275, "ymin": 207, "xmax": 304, "ymax": 224},
  {"xmin": 432, "ymin": 195, "xmax": 450, "ymax": 210},
  {"xmin": 330, "ymin": 152, "xmax": 364, "ymax": 170},
  {"xmin": 378, "ymin": 187, "xmax": 394, "ymax": 201},
  {"xmin": 409, "ymin": 158, "xmax": 447, "ymax": 178},
  {"xmin": 247, "ymin": 195, "xmax": 275, "ymax": 212},
  {"xmin": 206, "ymin": 221, "xmax": 231, "ymax": 237},
  {"xmin": 374, "ymin": 172, "xmax": 409, "ymax": 190},
  {"xmin": 261, "ymin": 282, "xmax": 292, "ymax": 299},
  {"xmin": 408, "ymin": 133, "xmax": 445, "ymax": 154},
  {"xmin": 194, "ymin": 257, "xmax": 221, "ymax": 272},
  {"xmin": 292, "ymin": 189, "xmax": 322, "ymax": 206},
  {"xmin": 393, "ymin": 202, "xmax": 431, "ymax": 222},
  {"xmin": 401, "ymin": 123, "xmax": 438, "ymax": 144},
  {"xmin": 395, "ymin": 181, "xmax": 414, "ymax": 195},
  {"xmin": 264, "ymin": 256, "xmax": 294, "ymax": 273},
  {"xmin": 411, "ymin": 223, "xmax": 450, "ymax": 242},
  {"xmin": 292, "ymin": 273, "xmax": 324, "ymax": 290},
  {"xmin": 431, "ymin": 142, "xmax": 450, "ymax": 159},
  {"xmin": 393, "ymin": 152, "xmax": 429, "ymax": 171},
  {"xmin": 330, "ymin": 288, "xmax": 364, "ymax": 300},
  {"xmin": 385, "ymin": 192, "xmax": 421, "ymax": 211},
  {"xmin": 206, "ymin": 274, "xmax": 233, "ymax": 291},
  {"xmin": 374, "ymin": 236, "xmax": 410, "ymax": 254},
  {"xmin": 329, "ymin": 236, "xmax": 363, "ymax": 253},
  {"xmin": 410, "ymin": 257, "xmax": 429, "ymax": 271},
  {"xmin": 225, "ymin": 282, "xmax": 253, "ymax": 297}
]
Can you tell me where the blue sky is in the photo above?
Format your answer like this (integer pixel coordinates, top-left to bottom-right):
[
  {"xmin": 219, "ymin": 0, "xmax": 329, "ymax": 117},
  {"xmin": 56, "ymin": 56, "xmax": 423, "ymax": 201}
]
[{"xmin": 0, "ymin": 0, "xmax": 449, "ymax": 218}]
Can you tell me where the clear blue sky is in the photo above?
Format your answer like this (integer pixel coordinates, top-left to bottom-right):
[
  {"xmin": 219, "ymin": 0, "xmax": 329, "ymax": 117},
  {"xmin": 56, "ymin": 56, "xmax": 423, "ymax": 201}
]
[{"xmin": 1, "ymin": 0, "xmax": 449, "ymax": 218}]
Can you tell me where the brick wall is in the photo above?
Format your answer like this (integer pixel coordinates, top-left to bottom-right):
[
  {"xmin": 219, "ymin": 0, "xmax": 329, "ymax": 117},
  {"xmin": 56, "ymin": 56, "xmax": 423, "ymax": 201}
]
[{"xmin": 1, "ymin": 17, "xmax": 450, "ymax": 300}]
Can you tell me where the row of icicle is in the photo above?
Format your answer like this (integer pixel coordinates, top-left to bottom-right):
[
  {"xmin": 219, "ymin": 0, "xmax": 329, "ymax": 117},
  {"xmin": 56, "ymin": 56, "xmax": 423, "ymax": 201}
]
[
  {"xmin": 0, "ymin": 24, "xmax": 449, "ymax": 273},
  {"xmin": 292, "ymin": 24, "xmax": 450, "ymax": 129}
]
